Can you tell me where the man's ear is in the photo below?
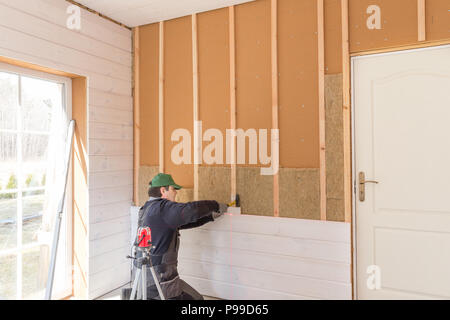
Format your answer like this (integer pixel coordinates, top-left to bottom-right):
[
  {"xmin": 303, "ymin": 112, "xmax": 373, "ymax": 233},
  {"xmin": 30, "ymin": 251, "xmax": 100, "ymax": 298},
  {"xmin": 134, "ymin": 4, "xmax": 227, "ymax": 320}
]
[{"xmin": 160, "ymin": 186, "xmax": 166, "ymax": 195}]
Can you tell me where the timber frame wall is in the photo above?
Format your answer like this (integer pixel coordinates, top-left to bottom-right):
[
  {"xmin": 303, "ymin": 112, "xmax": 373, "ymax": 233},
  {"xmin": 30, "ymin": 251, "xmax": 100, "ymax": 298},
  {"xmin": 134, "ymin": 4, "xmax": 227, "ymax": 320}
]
[
  {"xmin": 134, "ymin": 0, "xmax": 450, "ymax": 222},
  {"xmin": 134, "ymin": 2, "xmax": 449, "ymax": 298}
]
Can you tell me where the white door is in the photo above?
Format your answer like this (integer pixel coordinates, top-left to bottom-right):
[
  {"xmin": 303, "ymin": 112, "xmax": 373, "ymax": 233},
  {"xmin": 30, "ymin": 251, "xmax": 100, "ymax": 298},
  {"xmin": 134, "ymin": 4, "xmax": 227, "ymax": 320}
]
[{"xmin": 353, "ymin": 45, "xmax": 450, "ymax": 299}]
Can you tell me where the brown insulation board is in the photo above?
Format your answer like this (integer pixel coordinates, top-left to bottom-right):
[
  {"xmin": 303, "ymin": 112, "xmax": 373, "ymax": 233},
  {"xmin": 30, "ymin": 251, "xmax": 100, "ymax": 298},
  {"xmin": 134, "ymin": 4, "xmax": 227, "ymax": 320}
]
[
  {"xmin": 279, "ymin": 168, "xmax": 320, "ymax": 220},
  {"xmin": 349, "ymin": 0, "xmax": 419, "ymax": 53},
  {"xmin": 325, "ymin": 74, "xmax": 345, "ymax": 222},
  {"xmin": 139, "ymin": 23, "xmax": 159, "ymax": 166},
  {"xmin": 198, "ymin": 166, "xmax": 231, "ymax": 203},
  {"xmin": 138, "ymin": 165, "xmax": 160, "ymax": 206},
  {"xmin": 236, "ymin": 167, "xmax": 273, "ymax": 216},
  {"xmin": 235, "ymin": 0, "xmax": 272, "ymax": 167},
  {"xmin": 164, "ymin": 16, "xmax": 194, "ymax": 188},
  {"xmin": 325, "ymin": 0, "xmax": 343, "ymax": 74},
  {"xmin": 426, "ymin": 0, "xmax": 450, "ymax": 41},
  {"xmin": 278, "ymin": 0, "xmax": 319, "ymax": 168},
  {"xmin": 198, "ymin": 8, "xmax": 231, "ymax": 167}
]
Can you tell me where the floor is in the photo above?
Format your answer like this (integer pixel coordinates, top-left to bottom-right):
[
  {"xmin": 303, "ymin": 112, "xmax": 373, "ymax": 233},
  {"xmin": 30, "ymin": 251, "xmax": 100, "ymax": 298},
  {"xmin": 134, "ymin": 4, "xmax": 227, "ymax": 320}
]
[{"xmin": 95, "ymin": 283, "xmax": 219, "ymax": 300}]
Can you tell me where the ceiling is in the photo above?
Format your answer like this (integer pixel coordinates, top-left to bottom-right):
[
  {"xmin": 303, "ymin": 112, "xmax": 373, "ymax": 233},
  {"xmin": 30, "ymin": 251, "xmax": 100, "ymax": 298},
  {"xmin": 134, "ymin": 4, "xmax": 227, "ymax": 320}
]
[{"xmin": 74, "ymin": 0, "xmax": 256, "ymax": 28}]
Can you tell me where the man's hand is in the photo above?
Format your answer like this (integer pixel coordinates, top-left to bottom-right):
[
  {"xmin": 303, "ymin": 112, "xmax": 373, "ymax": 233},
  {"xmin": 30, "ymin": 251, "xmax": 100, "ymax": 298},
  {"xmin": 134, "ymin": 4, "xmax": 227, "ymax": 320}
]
[{"xmin": 212, "ymin": 202, "xmax": 228, "ymax": 220}]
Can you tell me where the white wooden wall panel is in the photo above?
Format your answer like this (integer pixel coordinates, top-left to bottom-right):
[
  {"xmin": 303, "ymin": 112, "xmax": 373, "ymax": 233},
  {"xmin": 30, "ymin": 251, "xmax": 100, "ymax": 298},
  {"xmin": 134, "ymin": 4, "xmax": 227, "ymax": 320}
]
[
  {"xmin": 90, "ymin": 139, "xmax": 133, "ymax": 156},
  {"xmin": 89, "ymin": 155, "xmax": 134, "ymax": 172},
  {"xmin": 91, "ymin": 202, "xmax": 134, "ymax": 225},
  {"xmin": 90, "ymin": 215, "xmax": 130, "ymax": 241},
  {"xmin": 0, "ymin": 0, "xmax": 133, "ymax": 298},
  {"xmin": 0, "ymin": 0, "xmax": 131, "ymax": 50},
  {"xmin": 178, "ymin": 216, "xmax": 352, "ymax": 300},
  {"xmin": 89, "ymin": 170, "xmax": 133, "ymax": 190},
  {"xmin": 90, "ymin": 231, "xmax": 131, "ymax": 257}
]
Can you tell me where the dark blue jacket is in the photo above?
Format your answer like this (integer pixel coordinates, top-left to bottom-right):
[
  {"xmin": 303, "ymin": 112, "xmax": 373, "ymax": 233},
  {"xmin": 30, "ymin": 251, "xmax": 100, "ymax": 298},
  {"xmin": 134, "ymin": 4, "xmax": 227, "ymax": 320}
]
[{"xmin": 138, "ymin": 197, "xmax": 219, "ymax": 262}]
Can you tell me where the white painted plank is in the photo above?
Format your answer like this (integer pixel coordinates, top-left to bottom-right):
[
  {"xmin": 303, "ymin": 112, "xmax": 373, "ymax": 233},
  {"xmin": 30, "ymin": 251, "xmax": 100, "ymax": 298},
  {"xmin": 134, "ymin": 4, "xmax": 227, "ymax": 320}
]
[
  {"xmin": 181, "ymin": 275, "xmax": 317, "ymax": 300},
  {"xmin": 90, "ymin": 214, "xmax": 131, "ymax": 240},
  {"xmin": 89, "ymin": 261, "xmax": 131, "ymax": 298},
  {"xmin": 90, "ymin": 231, "xmax": 131, "ymax": 258},
  {"xmin": 199, "ymin": 215, "xmax": 351, "ymax": 243},
  {"xmin": 88, "ymin": 73, "xmax": 131, "ymax": 96},
  {"xmin": 0, "ymin": 3, "xmax": 131, "ymax": 67},
  {"xmin": 178, "ymin": 245, "xmax": 350, "ymax": 283},
  {"xmin": 178, "ymin": 260, "xmax": 351, "ymax": 300},
  {"xmin": 89, "ymin": 122, "xmax": 133, "ymax": 140},
  {"xmin": 89, "ymin": 139, "xmax": 133, "ymax": 156},
  {"xmin": 89, "ymin": 245, "xmax": 130, "ymax": 275},
  {"xmin": 180, "ymin": 229, "xmax": 351, "ymax": 263},
  {"xmin": 90, "ymin": 201, "xmax": 133, "ymax": 224},
  {"xmin": 89, "ymin": 155, "xmax": 133, "ymax": 173},
  {"xmin": 90, "ymin": 105, "xmax": 133, "ymax": 126},
  {"xmin": 0, "ymin": 47, "xmax": 131, "ymax": 96},
  {"xmin": 0, "ymin": 25, "xmax": 131, "ymax": 81},
  {"xmin": 90, "ymin": 201, "xmax": 131, "ymax": 222},
  {"xmin": 0, "ymin": 0, "xmax": 131, "ymax": 51},
  {"xmin": 89, "ymin": 185, "xmax": 133, "ymax": 207},
  {"xmin": 89, "ymin": 89, "xmax": 133, "ymax": 111},
  {"xmin": 89, "ymin": 170, "xmax": 133, "ymax": 190}
]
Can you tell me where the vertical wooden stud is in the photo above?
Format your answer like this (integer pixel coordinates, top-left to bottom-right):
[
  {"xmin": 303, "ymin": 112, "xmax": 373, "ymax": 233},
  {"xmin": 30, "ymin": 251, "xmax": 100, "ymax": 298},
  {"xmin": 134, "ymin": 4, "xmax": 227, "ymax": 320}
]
[
  {"xmin": 418, "ymin": 0, "xmax": 426, "ymax": 41},
  {"xmin": 318, "ymin": 0, "xmax": 327, "ymax": 221},
  {"xmin": 229, "ymin": 6, "xmax": 237, "ymax": 203},
  {"xmin": 342, "ymin": 0, "xmax": 351, "ymax": 224},
  {"xmin": 133, "ymin": 27, "xmax": 140, "ymax": 206},
  {"xmin": 159, "ymin": 21, "xmax": 165, "ymax": 173},
  {"xmin": 193, "ymin": 14, "xmax": 200, "ymax": 200},
  {"xmin": 271, "ymin": 0, "xmax": 280, "ymax": 217}
]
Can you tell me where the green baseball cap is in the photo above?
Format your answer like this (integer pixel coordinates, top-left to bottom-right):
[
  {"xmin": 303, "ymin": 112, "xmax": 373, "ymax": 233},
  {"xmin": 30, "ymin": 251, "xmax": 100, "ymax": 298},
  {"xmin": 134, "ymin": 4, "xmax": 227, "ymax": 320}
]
[{"xmin": 150, "ymin": 173, "xmax": 182, "ymax": 190}]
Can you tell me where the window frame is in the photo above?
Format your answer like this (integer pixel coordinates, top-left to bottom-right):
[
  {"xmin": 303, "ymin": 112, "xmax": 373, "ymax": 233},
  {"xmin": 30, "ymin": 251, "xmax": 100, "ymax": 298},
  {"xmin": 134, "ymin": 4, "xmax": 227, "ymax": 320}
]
[{"xmin": 0, "ymin": 62, "xmax": 73, "ymax": 300}]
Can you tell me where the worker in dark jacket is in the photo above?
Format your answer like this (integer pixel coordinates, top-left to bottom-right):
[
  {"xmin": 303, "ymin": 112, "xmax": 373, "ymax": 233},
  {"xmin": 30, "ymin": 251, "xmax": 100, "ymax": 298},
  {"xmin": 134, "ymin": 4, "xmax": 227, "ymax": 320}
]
[{"xmin": 135, "ymin": 173, "xmax": 227, "ymax": 300}]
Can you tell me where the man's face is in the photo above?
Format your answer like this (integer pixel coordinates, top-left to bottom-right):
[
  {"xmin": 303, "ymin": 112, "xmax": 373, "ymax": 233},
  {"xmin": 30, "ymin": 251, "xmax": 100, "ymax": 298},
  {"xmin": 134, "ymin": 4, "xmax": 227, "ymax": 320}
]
[{"xmin": 161, "ymin": 186, "xmax": 177, "ymax": 202}]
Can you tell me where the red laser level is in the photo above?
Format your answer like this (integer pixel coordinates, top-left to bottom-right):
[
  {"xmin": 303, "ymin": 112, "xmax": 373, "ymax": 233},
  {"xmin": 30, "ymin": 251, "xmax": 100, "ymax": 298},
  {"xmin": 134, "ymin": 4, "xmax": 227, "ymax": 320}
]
[{"xmin": 137, "ymin": 227, "xmax": 152, "ymax": 248}]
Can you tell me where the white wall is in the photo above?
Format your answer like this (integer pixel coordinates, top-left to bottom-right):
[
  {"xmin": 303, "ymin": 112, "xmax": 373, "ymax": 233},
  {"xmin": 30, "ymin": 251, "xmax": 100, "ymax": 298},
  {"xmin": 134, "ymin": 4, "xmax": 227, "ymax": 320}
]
[
  {"xmin": 0, "ymin": 0, "xmax": 133, "ymax": 299},
  {"xmin": 179, "ymin": 215, "xmax": 352, "ymax": 300}
]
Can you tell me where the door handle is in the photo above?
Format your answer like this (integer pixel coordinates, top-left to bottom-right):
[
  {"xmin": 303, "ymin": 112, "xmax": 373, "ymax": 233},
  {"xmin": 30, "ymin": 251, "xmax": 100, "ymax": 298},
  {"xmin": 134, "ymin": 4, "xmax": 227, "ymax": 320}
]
[{"xmin": 359, "ymin": 172, "xmax": 379, "ymax": 202}]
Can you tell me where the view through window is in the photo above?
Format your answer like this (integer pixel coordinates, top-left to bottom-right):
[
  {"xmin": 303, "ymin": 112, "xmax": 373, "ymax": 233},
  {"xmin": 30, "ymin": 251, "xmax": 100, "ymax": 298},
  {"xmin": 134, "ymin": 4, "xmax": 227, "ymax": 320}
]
[{"xmin": 0, "ymin": 64, "xmax": 72, "ymax": 300}]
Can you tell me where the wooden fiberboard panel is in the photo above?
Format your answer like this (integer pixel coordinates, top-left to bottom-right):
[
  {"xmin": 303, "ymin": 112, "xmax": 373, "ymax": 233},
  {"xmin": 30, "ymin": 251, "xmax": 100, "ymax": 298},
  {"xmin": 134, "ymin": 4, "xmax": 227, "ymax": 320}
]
[
  {"xmin": 278, "ymin": 0, "xmax": 319, "ymax": 168},
  {"xmin": 426, "ymin": 0, "xmax": 450, "ymax": 41},
  {"xmin": 164, "ymin": 16, "xmax": 194, "ymax": 188},
  {"xmin": 349, "ymin": 0, "xmax": 419, "ymax": 53},
  {"xmin": 235, "ymin": 0, "xmax": 272, "ymax": 167},
  {"xmin": 198, "ymin": 8, "xmax": 231, "ymax": 168},
  {"xmin": 139, "ymin": 23, "xmax": 159, "ymax": 167},
  {"xmin": 325, "ymin": 0, "xmax": 343, "ymax": 74}
]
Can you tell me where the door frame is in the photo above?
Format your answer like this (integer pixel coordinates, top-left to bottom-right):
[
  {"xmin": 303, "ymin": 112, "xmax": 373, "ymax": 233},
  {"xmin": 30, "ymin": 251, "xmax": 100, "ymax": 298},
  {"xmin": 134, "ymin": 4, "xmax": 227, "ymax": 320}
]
[{"xmin": 350, "ymin": 42, "xmax": 450, "ymax": 300}]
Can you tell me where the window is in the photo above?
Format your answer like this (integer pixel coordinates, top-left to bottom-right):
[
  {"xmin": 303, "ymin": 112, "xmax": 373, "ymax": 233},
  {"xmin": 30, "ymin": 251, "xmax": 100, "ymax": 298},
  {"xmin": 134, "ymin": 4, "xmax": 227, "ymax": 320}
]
[{"xmin": 0, "ymin": 63, "xmax": 72, "ymax": 300}]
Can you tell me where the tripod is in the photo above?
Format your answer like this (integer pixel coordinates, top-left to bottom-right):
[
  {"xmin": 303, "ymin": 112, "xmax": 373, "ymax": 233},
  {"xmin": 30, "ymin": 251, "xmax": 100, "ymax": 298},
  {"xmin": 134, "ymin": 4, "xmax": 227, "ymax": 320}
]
[{"xmin": 127, "ymin": 246, "xmax": 165, "ymax": 300}]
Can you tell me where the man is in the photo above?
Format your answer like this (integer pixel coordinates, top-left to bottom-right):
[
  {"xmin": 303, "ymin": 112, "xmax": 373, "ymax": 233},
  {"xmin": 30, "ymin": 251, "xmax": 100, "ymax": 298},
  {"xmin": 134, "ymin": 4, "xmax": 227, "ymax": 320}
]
[{"xmin": 135, "ymin": 173, "xmax": 228, "ymax": 300}]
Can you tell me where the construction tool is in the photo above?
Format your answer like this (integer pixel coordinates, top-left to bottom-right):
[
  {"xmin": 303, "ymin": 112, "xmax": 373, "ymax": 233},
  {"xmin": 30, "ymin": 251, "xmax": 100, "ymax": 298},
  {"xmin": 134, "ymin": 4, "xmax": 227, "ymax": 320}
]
[
  {"xmin": 123, "ymin": 227, "xmax": 165, "ymax": 300},
  {"xmin": 228, "ymin": 194, "xmax": 240, "ymax": 207}
]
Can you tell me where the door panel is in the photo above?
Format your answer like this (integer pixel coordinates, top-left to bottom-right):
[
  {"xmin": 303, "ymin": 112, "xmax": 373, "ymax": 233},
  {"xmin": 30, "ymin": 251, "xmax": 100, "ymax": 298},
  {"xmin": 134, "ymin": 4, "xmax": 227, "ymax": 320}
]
[{"xmin": 353, "ymin": 45, "xmax": 450, "ymax": 299}]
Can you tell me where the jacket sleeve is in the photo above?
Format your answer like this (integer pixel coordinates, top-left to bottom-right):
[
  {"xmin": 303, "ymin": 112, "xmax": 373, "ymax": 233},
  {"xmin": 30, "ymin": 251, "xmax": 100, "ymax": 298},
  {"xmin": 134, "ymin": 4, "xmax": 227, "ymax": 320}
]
[
  {"xmin": 178, "ymin": 214, "xmax": 214, "ymax": 230},
  {"xmin": 161, "ymin": 199, "xmax": 219, "ymax": 229}
]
